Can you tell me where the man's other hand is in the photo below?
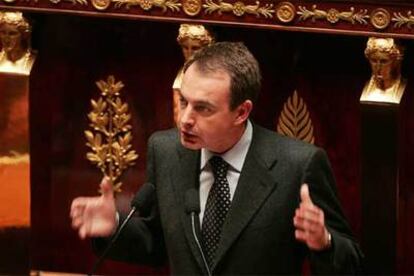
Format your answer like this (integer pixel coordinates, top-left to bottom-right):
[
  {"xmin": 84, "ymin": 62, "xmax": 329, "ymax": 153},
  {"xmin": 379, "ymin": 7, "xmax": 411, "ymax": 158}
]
[
  {"xmin": 70, "ymin": 177, "xmax": 117, "ymax": 239},
  {"xmin": 293, "ymin": 184, "xmax": 331, "ymax": 251}
]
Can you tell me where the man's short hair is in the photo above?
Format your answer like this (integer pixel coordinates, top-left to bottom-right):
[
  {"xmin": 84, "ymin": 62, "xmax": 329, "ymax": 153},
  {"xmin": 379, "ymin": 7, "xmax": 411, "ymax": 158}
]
[{"xmin": 183, "ymin": 41, "xmax": 261, "ymax": 110}]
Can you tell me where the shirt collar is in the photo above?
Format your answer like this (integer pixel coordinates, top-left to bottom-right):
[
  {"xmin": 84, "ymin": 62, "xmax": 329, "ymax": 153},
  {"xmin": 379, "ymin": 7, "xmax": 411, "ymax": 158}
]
[{"xmin": 200, "ymin": 120, "xmax": 253, "ymax": 172}]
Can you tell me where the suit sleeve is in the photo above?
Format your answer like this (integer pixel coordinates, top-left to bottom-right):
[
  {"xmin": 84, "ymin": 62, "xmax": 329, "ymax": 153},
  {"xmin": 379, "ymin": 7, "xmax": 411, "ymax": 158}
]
[
  {"xmin": 303, "ymin": 148, "xmax": 363, "ymax": 274},
  {"xmin": 92, "ymin": 134, "xmax": 167, "ymax": 266}
]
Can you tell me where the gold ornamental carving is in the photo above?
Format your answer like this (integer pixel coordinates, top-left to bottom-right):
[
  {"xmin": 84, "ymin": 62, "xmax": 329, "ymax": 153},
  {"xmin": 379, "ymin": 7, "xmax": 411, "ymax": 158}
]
[
  {"xmin": 276, "ymin": 90, "xmax": 315, "ymax": 144},
  {"xmin": 370, "ymin": 8, "xmax": 390, "ymax": 30},
  {"xmin": 392, "ymin": 11, "xmax": 414, "ymax": 29},
  {"xmin": 298, "ymin": 5, "xmax": 369, "ymax": 25},
  {"xmin": 91, "ymin": 0, "xmax": 111, "ymax": 10},
  {"xmin": 276, "ymin": 2, "xmax": 295, "ymax": 23},
  {"xmin": 85, "ymin": 75, "xmax": 138, "ymax": 193},
  {"xmin": 113, "ymin": 0, "xmax": 181, "ymax": 12},
  {"xmin": 49, "ymin": 0, "xmax": 88, "ymax": 5},
  {"xmin": 182, "ymin": 0, "xmax": 202, "ymax": 16},
  {"xmin": 203, "ymin": 0, "xmax": 274, "ymax": 18}
]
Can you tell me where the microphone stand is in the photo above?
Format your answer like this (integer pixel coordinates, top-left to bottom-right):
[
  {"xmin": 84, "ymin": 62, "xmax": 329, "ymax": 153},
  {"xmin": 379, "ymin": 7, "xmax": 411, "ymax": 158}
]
[
  {"xmin": 89, "ymin": 207, "xmax": 137, "ymax": 276},
  {"xmin": 190, "ymin": 212, "xmax": 212, "ymax": 276}
]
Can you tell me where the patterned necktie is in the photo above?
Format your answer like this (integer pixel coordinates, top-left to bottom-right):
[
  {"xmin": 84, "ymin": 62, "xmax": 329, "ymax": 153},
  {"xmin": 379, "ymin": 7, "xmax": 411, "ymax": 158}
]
[{"xmin": 202, "ymin": 156, "xmax": 231, "ymax": 268}]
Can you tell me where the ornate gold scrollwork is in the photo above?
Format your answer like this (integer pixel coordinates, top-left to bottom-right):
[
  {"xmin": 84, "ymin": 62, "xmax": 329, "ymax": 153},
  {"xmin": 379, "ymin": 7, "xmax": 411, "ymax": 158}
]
[
  {"xmin": 370, "ymin": 8, "xmax": 390, "ymax": 30},
  {"xmin": 276, "ymin": 90, "xmax": 315, "ymax": 144},
  {"xmin": 85, "ymin": 75, "xmax": 138, "ymax": 193},
  {"xmin": 326, "ymin": 8, "xmax": 340, "ymax": 23},
  {"xmin": 392, "ymin": 11, "xmax": 414, "ymax": 29},
  {"xmin": 298, "ymin": 5, "xmax": 369, "ymax": 25},
  {"xmin": 112, "ymin": 0, "xmax": 181, "ymax": 12},
  {"xmin": 182, "ymin": 0, "xmax": 202, "ymax": 16},
  {"xmin": 49, "ymin": 0, "xmax": 88, "ymax": 4},
  {"xmin": 203, "ymin": 0, "xmax": 274, "ymax": 18},
  {"xmin": 91, "ymin": 0, "xmax": 111, "ymax": 10},
  {"xmin": 276, "ymin": 1, "xmax": 295, "ymax": 23}
]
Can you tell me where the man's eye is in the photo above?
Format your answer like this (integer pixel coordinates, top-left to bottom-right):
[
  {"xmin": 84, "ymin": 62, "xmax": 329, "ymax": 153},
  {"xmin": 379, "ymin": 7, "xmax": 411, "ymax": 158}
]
[
  {"xmin": 195, "ymin": 106, "xmax": 211, "ymax": 113},
  {"xmin": 179, "ymin": 98, "xmax": 187, "ymax": 108}
]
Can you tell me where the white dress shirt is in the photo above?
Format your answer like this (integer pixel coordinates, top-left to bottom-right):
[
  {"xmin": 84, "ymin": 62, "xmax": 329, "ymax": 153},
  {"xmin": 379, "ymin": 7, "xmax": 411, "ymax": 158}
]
[{"xmin": 199, "ymin": 120, "xmax": 253, "ymax": 225}]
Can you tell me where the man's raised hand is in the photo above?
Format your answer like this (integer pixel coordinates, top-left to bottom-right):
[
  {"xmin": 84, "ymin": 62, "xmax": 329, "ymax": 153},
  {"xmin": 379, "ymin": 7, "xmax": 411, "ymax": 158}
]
[
  {"xmin": 293, "ymin": 184, "xmax": 331, "ymax": 251},
  {"xmin": 70, "ymin": 177, "xmax": 117, "ymax": 239}
]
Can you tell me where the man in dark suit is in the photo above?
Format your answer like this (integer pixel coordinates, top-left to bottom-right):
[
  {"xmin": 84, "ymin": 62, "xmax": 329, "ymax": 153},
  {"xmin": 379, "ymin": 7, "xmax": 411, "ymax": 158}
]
[{"xmin": 71, "ymin": 42, "xmax": 362, "ymax": 274}]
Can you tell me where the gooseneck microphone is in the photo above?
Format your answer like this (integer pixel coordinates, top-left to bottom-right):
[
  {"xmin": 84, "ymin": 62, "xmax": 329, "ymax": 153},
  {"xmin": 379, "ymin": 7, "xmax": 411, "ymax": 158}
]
[
  {"xmin": 89, "ymin": 182, "xmax": 155, "ymax": 276},
  {"xmin": 185, "ymin": 189, "xmax": 211, "ymax": 276}
]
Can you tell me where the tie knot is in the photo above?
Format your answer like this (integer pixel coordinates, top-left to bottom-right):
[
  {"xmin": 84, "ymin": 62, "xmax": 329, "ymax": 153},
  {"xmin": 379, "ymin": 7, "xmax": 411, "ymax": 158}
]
[{"xmin": 209, "ymin": 156, "xmax": 228, "ymax": 176}]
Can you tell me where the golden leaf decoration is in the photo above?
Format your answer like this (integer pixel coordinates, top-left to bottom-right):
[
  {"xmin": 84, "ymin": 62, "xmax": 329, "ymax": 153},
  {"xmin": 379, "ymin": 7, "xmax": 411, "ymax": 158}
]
[
  {"xmin": 85, "ymin": 75, "xmax": 138, "ymax": 193},
  {"xmin": 112, "ymin": 0, "xmax": 181, "ymax": 12},
  {"xmin": 297, "ymin": 5, "xmax": 369, "ymax": 24},
  {"xmin": 276, "ymin": 90, "xmax": 315, "ymax": 144},
  {"xmin": 50, "ymin": 0, "xmax": 88, "ymax": 5},
  {"xmin": 203, "ymin": 0, "xmax": 274, "ymax": 18},
  {"xmin": 392, "ymin": 11, "xmax": 414, "ymax": 28}
]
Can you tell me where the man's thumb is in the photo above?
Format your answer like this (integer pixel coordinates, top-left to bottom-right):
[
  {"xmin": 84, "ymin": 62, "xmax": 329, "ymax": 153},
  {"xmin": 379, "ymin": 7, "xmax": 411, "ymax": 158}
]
[
  {"xmin": 100, "ymin": 177, "xmax": 114, "ymax": 199},
  {"xmin": 300, "ymin": 184, "xmax": 313, "ymax": 204}
]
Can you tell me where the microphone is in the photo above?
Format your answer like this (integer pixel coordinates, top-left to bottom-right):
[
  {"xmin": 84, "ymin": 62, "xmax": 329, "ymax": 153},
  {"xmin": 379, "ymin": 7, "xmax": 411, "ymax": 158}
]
[
  {"xmin": 185, "ymin": 188, "xmax": 200, "ymax": 214},
  {"xmin": 89, "ymin": 182, "xmax": 155, "ymax": 276},
  {"xmin": 185, "ymin": 189, "xmax": 211, "ymax": 276}
]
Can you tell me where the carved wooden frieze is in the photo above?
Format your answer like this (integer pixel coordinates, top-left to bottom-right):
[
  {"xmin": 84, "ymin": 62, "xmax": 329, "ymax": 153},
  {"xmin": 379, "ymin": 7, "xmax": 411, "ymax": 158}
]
[{"xmin": 1, "ymin": 0, "xmax": 414, "ymax": 38}]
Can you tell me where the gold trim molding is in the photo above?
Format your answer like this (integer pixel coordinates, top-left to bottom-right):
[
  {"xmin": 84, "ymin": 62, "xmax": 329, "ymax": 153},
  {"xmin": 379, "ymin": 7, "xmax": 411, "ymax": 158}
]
[
  {"xmin": 298, "ymin": 5, "xmax": 369, "ymax": 25},
  {"xmin": 113, "ymin": 0, "xmax": 181, "ymax": 12},
  {"xmin": 203, "ymin": 0, "xmax": 274, "ymax": 18},
  {"xmin": 91, "ymin": 0, "xmax": 111, "ymax": 10},
  {"xmin": 50, "ymin": 0, "xmax": 87, "ymax": 5},
  {"xmin": 1, "ymin": 1, "xmax": 414, "ymax": 35},
  {"xmin": 276, "ymin": 1, "xmax": 295, "ymax": 23},
  {"xmin": 392, "ymin": 11, "xmax": 414, "ymax": 29},
  {"xmin": 370, "ymin": 8, "xmax": 390, "ymax": 30},
  {"xmin": 182, "ymin": 0, "xmax": 202, "ymax": 16}
]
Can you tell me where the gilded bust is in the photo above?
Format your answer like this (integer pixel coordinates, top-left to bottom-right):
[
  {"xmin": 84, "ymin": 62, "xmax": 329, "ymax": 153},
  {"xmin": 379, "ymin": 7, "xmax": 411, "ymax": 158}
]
[
  {"xmin": 0, "ymin": 12, "xmax": 35, "ymax": 75},
  {"xmin": 172, "ymin": 24, "xmax": 214, "ymax": 124},
  {"xmin": 360, "ymin": 37, "xmax": 406, "ymax": 104}
]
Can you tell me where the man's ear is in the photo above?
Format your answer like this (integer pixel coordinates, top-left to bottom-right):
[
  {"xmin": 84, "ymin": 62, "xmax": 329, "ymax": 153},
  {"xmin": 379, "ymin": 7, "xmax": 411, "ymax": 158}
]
[{"xmin": 234, "ymin": 100, "xmax": 253, "ymax": 126}]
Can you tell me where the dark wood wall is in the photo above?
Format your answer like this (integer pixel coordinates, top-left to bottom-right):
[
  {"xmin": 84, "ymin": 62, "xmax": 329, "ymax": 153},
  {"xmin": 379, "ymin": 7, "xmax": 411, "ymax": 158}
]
[{"xmin": 22, "ymin": 13, "xmax": 414, "ymax": 274}]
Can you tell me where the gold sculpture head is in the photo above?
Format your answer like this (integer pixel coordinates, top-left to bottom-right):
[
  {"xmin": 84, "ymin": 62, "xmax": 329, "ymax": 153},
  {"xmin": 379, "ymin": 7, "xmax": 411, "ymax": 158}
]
[
  {"xmin": 0, "ymin": 12, "xmax": 31, "ymax": 62},
  {"xmin": 365, "ymin": 37, "xmax": 404, "ymax": 90},
  {"xmin": 177, "ymin": 24, "xmax": 214, "ymax": 61}
]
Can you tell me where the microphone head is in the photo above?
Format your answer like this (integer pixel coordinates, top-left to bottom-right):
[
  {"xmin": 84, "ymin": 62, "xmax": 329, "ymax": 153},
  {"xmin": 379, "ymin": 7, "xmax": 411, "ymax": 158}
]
[
  {"xmin": 185, "ymin": 189, "xmax": 200, "ymax": 214},
  {"xmin": 131, "ymin": 182, "xmax": 155, "ymax": 211}
]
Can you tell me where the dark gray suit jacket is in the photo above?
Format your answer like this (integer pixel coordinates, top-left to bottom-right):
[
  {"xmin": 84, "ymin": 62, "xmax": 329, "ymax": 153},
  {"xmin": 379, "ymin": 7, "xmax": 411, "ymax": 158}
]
[{"xmin": 95, "ymin": 124, "xmax": 363, "ymax": 275}]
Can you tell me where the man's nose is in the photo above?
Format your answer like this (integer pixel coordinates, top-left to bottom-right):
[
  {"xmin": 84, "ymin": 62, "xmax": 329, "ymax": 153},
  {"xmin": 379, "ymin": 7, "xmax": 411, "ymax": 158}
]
[{"xmin": 180, "ymin": 106, "xmax": 195, "ymax": 128}]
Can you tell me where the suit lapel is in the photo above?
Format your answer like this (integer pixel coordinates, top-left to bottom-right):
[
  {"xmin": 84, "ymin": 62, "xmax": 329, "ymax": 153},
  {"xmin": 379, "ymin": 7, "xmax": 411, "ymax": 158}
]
[
  {"xmin": 169, "ymin": 142, "xmax": 207, "ymax": 273},
  {"xmin": 212, "ymin": 125, "xmax": 279, "ymax": 270}
]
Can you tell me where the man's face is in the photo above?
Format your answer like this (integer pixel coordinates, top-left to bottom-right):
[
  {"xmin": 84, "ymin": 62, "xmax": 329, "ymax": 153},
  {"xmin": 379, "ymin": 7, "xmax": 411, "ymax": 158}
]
[
  {"xmin": 369, "ymin": 51, "xmax": 396, "ymax": 89},
  {"xmin": 0, "ymin": 24, "xmax": 21, "ymax": 53},
  {"xmin": 180, "ymin": 38, "xmax": 204, "ymax": 61},
  {"xmin": 178, "ymin": 64, "xmax": 246, "ymax": 153}
]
